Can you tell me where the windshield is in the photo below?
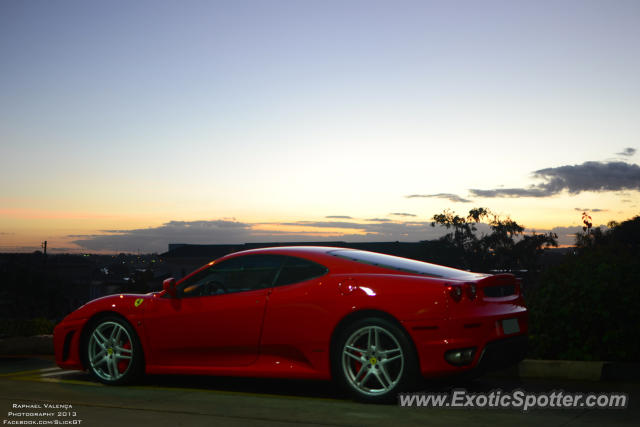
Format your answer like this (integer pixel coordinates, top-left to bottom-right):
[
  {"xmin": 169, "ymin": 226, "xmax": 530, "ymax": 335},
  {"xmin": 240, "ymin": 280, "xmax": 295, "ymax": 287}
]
[{"xmin": 329, "ymin": 249, "xmax": 487, "ymax": 281}]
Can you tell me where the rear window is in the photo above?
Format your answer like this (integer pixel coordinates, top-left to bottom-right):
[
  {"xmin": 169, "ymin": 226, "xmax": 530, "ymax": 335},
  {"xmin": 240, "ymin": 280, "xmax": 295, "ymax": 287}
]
[{"xmin": 329, "ymin": 249, "xmax": 486, "ymax": 281}]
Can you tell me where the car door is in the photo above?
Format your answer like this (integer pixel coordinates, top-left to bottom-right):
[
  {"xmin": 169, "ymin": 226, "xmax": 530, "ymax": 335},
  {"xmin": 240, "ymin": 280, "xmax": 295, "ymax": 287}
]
[
  {"xmin": 259, "ymin": 256, "xmax": 330, "ymax": 359},
  {"xmin": 143, "ymin": 255, "xmax": 283, "ymax": 367}
]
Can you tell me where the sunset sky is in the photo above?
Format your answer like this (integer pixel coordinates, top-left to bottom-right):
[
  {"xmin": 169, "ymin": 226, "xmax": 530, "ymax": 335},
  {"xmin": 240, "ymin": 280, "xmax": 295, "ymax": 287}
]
[{"xmin": 1, "ymin": 0, "xmax": 639, "ymax": 253}]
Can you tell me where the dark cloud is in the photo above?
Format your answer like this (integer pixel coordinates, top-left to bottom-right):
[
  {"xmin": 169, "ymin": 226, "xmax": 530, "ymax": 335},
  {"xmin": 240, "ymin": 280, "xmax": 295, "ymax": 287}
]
[
  {"xmin": 470, "ymin": 161, "xmax": 640, "ymax": 198},
  {"xmin": 470, "ymin": 188, "xmax": 549, "ymax": 198},
  {"xmin": 389, "ymin": 212, "xmax": 416, "ymax": 217},
  {"xmin": 406, "ymin": 193, "xmax": 472, "ymax": 203},
  {"xmin": 72, "ymin": 220, "xmax": 255, "ymax": 253},
  {"xmin": 574, "ymin": 208, "xmax": 608, "ymax": 212},
  {"xmin": 325, "ymin": 215, "xmax": 353, "ymax": 219},
  {"xmin": 71, "ymin": 219, "xmax": 450, "ymax": 253},
  {"xmin": 365, "ymin": 218, "xmax": 392, "ymax": 222},
  {"xmin": 617, "ymin": 147, "xmax": 637, "ymax": 157}
]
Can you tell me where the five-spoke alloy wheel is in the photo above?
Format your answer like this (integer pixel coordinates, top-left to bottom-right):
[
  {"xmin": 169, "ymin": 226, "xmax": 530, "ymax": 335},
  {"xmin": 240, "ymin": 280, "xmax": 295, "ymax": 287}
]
[
  {"xmin": 333, "ymin": 317, "xmax": 418, "ymax": 403},
  {"xmin": 85, "ymin": 316, "xmax": 142, "ymax": 385}
]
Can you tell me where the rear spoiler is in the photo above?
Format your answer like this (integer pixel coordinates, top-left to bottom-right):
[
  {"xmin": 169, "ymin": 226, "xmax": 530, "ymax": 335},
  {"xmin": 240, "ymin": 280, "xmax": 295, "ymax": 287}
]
[{"xmin": 477, "ymin": 273, "xmax": 520, "ymax": 297}]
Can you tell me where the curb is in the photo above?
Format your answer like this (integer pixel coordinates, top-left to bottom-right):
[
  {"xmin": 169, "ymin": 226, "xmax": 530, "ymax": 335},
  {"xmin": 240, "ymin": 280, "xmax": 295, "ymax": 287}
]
[{"xmin": 491, "ymin": 359, "xmax": 640, "ymax": 382}]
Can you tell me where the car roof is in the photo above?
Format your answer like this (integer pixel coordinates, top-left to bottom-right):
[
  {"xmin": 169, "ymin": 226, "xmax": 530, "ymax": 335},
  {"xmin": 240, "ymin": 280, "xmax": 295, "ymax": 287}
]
[{"xmin": 218, "ymin": 245, "xmax": 486, "ymax": 281}]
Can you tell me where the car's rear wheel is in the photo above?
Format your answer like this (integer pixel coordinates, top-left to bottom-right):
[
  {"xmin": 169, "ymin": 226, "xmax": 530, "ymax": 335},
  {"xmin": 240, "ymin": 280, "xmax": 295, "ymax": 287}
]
[
  {"xmin": 333, "ymin": 317, "xmax": 418, "ymax": 403},
  {"xmin": 85, "ymin": 316, "xmax": 143, "ymax": 385}
]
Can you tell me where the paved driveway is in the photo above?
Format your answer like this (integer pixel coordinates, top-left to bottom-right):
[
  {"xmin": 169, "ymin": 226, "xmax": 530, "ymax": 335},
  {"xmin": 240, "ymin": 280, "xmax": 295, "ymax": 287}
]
[{"xmin": 1, "ymin": 356, "xmax": 637, "ymax": 426}]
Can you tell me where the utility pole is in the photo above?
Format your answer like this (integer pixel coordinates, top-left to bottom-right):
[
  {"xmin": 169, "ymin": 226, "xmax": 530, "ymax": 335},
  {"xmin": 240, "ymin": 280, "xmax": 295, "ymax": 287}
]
[{"xmin": 41, "ymin": 240, "xmax": 47, "ymax": 255}]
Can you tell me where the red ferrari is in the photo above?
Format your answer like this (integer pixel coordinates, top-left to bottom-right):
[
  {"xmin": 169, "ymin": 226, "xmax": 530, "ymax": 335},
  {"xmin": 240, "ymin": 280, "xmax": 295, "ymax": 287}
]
[{"xmin": 54, "ymin": 246, "xmax": 528, "ymax": 402}]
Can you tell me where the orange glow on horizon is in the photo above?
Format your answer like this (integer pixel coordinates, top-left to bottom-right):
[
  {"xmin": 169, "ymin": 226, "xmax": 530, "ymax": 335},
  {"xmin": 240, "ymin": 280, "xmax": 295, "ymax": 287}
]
[{"xmin": 251, "ymin": 223, "xmax": 367, "ymax": 236}]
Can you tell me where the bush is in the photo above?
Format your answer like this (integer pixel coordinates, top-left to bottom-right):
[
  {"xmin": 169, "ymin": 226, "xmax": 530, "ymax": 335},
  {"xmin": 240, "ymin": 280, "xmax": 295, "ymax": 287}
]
[
  {"xmin": 0, "ymin": 318, "xmax": 55, "ymax": 338},
  {"xmin": 527, "ymin": 216, "xmax": 640, "ymax": 362}
]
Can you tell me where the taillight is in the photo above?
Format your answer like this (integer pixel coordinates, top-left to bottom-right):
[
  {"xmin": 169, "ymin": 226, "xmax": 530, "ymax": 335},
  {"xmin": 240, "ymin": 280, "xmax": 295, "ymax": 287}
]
[
  {"xmin": 447, "ymin": 283, "xmax": 477, "ymax": 302},
  {"xmin": 466, "ymin": 282, "xmax": 477, "ymax": 300},
  {"xmin": 448, "ymin": 285, "xmax": 463, "ymax": 302}
]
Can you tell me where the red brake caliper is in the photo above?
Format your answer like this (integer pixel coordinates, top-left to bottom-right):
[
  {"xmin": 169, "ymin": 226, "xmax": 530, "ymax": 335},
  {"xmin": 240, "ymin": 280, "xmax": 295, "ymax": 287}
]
[
  {"xmin": 117, "ymin": 341, "xmax": 131, "ymax": 373},
  {"xmin": 354, "ymin": 350, "xmax": 362, "ymax": 376}
]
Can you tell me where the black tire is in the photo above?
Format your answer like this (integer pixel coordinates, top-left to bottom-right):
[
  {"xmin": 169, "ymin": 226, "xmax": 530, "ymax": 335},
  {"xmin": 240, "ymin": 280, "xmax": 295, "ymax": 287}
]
[
  {"xmin": 84, "ymin": 315, "xmax": 144, "ymax": 385},
  {"xmin": 332, "ymin": 317, "xmax": 419, "ymax": 403}
]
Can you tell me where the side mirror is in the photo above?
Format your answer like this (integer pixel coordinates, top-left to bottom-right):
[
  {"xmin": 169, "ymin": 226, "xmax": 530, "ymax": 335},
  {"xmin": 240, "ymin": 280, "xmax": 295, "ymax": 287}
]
[{"xmin": 163, "ymin": 277, "xmax": 177, "ymax": 298}]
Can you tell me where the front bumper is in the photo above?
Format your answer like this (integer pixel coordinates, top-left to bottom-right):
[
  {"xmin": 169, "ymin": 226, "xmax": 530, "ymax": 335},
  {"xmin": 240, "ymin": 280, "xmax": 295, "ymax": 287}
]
[{"xmin": 54, "ymin": 318, "xmax": 87, "ymax": 370}]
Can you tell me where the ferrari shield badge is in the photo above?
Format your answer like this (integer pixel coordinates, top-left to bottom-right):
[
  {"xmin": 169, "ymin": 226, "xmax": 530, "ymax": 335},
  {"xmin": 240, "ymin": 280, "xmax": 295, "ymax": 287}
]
[{"xmin": 134, "ymin": 298, "xmax": 144, "ymax": 307}]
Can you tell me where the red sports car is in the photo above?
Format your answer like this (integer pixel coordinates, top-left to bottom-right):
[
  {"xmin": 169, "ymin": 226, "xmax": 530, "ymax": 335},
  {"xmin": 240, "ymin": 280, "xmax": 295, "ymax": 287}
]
[{"xmin": 54, "ymin": 246, "xmax": 528, "ymax": 402}]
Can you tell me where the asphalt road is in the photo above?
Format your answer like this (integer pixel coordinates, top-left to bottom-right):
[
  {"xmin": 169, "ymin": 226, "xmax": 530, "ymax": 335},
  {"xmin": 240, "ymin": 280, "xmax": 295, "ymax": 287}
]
[{"xmin": 0, "ymin": 356, "xmax": 637, "ymax": 427}]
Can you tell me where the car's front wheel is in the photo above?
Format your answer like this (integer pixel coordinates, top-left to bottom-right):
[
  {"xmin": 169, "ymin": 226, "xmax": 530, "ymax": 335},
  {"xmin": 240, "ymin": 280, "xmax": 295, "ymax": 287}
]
[
  {"xmin": 85, "ymin": 316, "xmax": 143, "ymax": 385},
  {"xmin": 333, "ymin": 317, "xmax": 418, "ymax": 403}
]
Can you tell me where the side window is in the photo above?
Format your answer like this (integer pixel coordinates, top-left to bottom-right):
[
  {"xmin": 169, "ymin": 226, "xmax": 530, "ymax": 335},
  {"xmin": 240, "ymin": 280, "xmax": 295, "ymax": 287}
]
[
  {"xmin": 227, "ymin": 255, "xmax": 282, "ymax": 293},
  {"xmin": 180, "ymin": 257, "xmax": 242, "ymax": 298},
  {"xmin": 180, "ymin": 255, "xmax": 283, "ymax": 297},
  {"xmin": 274, "ymin": 256, "xmax": 328, "ymax": 287}
]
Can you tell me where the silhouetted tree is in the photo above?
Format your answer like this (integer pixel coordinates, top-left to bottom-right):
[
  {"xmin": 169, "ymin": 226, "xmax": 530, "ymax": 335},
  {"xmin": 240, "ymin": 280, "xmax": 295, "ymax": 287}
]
[
  {"xmin": 431, "ymin": 207, "xmax": 557, "ymax": 272},
  {"xmin": 431, "ymin": 207, "xmax": 490, "ymax": 269}
]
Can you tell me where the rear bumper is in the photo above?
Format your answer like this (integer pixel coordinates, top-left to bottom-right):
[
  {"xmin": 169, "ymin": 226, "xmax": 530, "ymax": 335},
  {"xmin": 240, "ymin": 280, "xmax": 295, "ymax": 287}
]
[
  {"xmin": 474, "ymin": 334, "xmax": 528, "ymax": 374},
  {"xmin": 405, "ymin": 307, "xmax": 529, "ymax": 378}
]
